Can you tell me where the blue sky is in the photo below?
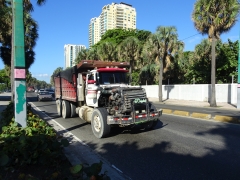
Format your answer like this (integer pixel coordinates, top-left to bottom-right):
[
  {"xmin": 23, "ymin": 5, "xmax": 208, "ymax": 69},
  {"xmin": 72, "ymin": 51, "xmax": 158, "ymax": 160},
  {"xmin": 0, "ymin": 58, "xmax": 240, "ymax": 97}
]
[{"xmin": 0, "ymin": 0, "xmax": 239, "ymax": 83}]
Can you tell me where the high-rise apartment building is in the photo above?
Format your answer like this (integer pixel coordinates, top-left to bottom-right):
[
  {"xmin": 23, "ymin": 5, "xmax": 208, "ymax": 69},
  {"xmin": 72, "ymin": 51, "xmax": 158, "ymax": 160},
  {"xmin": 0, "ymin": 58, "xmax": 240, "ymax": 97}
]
[
  {"xmin": 89, "ymin": 2, "xmax": 136, "ymax": 47},
  {"xmin": 64, "ymin": 44, "xmax": 86, "ymax": 68},
  {"xmin": 89, "ymin": 17, "xmax": 101, "ymax": 47}
]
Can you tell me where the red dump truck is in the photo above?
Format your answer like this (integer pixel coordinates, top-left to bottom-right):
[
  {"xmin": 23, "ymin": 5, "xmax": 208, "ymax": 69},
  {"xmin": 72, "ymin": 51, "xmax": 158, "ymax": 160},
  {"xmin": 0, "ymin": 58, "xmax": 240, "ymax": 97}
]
[{"xmin": 54, "ymin": 60, "xmax": 162, "ymax": 138}]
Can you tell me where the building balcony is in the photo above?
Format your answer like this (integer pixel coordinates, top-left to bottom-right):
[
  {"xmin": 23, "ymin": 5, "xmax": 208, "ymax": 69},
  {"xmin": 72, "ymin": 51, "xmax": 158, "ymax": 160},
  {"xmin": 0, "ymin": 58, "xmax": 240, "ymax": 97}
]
[
  {"xmin": 116, "ymin": 7, "xmax": 124, "ymax": 11},
  {"xmin": 116, "ymin": 20, "xmax": 123, "ymax": 23},
  {"xmin": 116, "ymin": 16, "xmax": 124, "ymax": 19},
  {"xmin": 116, "ymin": 26, "xmax": 123, "ymax": 29},
  {"xmin": 116, "ymin": 12, "xmax": 124, "ymax": 15},
  {"xmin": 116, "ymin": 23, "xmax": 123, "ymax": 26}
]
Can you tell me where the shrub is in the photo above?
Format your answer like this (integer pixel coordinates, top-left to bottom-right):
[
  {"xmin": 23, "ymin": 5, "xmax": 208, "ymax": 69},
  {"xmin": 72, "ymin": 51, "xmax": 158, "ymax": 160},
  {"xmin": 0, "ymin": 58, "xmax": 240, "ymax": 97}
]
[{"xmin": 0, "ymin": 103, "xmax": 110, "ymax": 179}]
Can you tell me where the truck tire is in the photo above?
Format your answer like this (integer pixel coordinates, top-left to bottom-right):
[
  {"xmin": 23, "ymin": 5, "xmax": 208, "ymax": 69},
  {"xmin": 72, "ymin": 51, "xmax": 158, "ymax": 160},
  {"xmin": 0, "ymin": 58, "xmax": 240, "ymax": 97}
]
[
  {"xmin": 62, "ymin": 100, "xmax": 71, "ymax": 119},
  {"xmin": 91, "ymin": 108, "xmax": 111, "ymax": 138},
  {"xmin": 70, "ymin": 103, "xmax": 77, "ymax": 118},
  {"xmin": 56, "ymin": 99, "xmax": 62, "ymax": 116},
  {"xmin": 142, "ymin": 103, "xmax": 159, "ymax": 130}
]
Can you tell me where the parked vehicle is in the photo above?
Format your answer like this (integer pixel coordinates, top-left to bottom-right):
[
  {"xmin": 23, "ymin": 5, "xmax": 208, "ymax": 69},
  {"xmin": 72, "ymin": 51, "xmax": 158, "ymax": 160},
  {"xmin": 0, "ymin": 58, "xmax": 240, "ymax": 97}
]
[
  {"xmin": 37, "ymin": 91, "xmax": 53, "ymax": 101},
  {"xmin": 45, "ymin": 89, "xmax": 55, "ymax": 98},
  {"xmin": 27, "ymin": 86, "xmax": 35, "ymax": 92},
  {"xmin": 53, "ymin": 60, "xmax": 162, "ymax": 138},
  {"xmin": 37, "ymin": 89, "xmax": 45, "ymax": 94}
]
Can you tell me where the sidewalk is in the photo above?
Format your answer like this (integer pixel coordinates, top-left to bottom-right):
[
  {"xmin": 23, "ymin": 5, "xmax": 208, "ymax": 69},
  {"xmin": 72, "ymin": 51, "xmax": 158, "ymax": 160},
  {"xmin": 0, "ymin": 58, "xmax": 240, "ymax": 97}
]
[
  {"xmin": 148, "ymin": 97, "xmax": 240, "ymax": 124},
  {"xmin": 148, "ymin": 97, "xmax": 238, "ymax": 110}
]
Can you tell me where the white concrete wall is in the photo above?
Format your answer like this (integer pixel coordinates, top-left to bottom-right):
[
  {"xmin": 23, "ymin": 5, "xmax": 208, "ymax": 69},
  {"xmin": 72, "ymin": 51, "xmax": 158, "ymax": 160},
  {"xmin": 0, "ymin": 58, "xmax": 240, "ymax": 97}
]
[{"xmin": 139, "ymin": 84, "xmax": 237, "ymax": 104}]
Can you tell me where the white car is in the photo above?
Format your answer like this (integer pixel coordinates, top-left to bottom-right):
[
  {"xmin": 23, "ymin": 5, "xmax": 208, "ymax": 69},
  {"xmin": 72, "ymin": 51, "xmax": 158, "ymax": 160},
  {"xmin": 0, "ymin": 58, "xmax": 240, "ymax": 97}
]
[
  {"xmin": 37, "ymin": 91, "xmax": 53, "ymax": 101},
  {"xmin": 38, "ymin": 89, "xmax": 45, "ymax": 93},
  {"xmin": 37, "ymin": 89, "xmax": 45, "ymax": 96}
]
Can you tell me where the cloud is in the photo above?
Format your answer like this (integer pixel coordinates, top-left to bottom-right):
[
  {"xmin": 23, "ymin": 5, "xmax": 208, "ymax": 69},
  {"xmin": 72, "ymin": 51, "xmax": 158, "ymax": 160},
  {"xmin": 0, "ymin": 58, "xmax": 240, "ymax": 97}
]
[{"xmin": 33, "ymin": 74, "xmax": 49, "ymax": 77}]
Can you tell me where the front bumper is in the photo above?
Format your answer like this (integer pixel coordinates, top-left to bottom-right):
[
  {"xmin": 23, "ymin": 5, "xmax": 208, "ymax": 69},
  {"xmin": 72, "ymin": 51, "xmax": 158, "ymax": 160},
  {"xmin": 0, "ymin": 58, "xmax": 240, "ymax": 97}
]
[
  {"xmin": 39, "ymin": 96, "xmax": 52, "ymax": 101},
  {"xmin": 107, "ymin": 109, "xmax": 162, "ymax": 125}
]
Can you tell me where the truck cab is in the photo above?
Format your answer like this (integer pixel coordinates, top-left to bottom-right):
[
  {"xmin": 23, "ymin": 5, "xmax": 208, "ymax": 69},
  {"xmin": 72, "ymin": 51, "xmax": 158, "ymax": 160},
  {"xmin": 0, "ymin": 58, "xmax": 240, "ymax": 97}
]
[{"xmin": 85, "ymin": 67, "xmax": 128, "ymax": 107}]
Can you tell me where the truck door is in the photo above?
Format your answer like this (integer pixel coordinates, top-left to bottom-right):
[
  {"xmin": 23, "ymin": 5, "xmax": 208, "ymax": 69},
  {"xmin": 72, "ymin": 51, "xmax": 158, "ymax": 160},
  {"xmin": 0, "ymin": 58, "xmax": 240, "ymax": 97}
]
[{"xmin": 86, "ymin": 73, "xmax": 98, "ymax": 107}]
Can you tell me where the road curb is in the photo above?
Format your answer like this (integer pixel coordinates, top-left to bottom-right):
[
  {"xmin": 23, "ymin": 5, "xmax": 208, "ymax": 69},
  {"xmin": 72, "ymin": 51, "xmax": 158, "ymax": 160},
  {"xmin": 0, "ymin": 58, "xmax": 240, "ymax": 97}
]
[
  {"xmin": 191, "ymin": 113, "xmax": 211, "ymax": 120},
  {"xmin": 162, "ymin": 109, "xmax": 172, "ymax": 114},
  {"xmin": 173, "ymin": 110, "xmax": 190, "ymax": 117},
  {"xmin": 162, "ymin": 108, "xmax": 240, "ymax": 124},
  {"xmin": 214, "ymin": 115, "xmax": 239, "ymax": 124}
]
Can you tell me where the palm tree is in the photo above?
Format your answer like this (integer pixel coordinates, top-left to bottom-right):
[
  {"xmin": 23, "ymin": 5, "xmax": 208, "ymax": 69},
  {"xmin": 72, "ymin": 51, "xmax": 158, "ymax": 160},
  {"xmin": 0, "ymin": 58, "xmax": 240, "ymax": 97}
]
[
  {"xmin": 141, "ymin": 38, "xmax": 159, "ymax": 85},
  {"xmin": 191, "ymin": 39, "xmax": 212, "ymax": 84},
  {"xmin": 1, "ymin": 0, "xmax": 47, "ymax": 100},
  {"xmin": 50, "ymin": 67, "xmax": 63, "ymax": 86},
  {"xmin": 144, "ymin": 26, "xmax": 184, "ymax": 102},
  {"xmin": 4, "ymin": 13, "xmax": 39, "ymax": 100},
  {"xmin": 26, "ymin": 70, "xmax": 33, "ymax": 87},
  {"xmin": 0, "ymin": 11, "xmax": 38, "ymax": 68},
  {"xmin": 117, "ymin": 36, "xmax": 140, "ymax": 84},
  {"xmin": 23, "ymin": 0, "xmax": 46, "ymax": 11},
  {"xmin": 192, "ymin": 0, "xmax": 240, "ymax": 107},
  {"xmin": 0, "ymin": 0, "xmax": 11, "ymax": 44},
  {"xmin": 88, "ymin": 47, "xmax": 99, "ymax": 60},
  {"xmin": 97, "ymin": 41, "xmax": 116, "ymax": 61},
  {"xmin": 194, "ymin": 39, "xmax": 211, "ymax": 62},
  {"xmin": 75, "ymin": 49, "xmax": 89, "ymax": 64}
]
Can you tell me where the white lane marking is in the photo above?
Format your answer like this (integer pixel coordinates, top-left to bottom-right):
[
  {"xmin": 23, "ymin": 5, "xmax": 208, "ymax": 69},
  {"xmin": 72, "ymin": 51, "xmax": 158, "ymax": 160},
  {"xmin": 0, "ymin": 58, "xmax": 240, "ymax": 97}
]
[
  {"xmin": 29, "ymin": 102, "xmax": 125, "ymax": 177},
  {"xmin": 35, "ymin": 106, "xmax": 88, "ymax": 145},
  {"xmin": 112, "ymin": 165, "xmax": 123, "ymax": 173}
]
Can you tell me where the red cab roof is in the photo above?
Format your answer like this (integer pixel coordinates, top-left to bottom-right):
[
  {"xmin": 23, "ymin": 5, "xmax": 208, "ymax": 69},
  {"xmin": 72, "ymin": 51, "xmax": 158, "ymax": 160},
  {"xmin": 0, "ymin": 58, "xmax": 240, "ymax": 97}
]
[
  {"xmin": 76, "ymin": 60, "xmax": 130, "ymax": 70},
  {"xmin": 97, "ymin": 68, "xmax": 128, "ymax": 72}
]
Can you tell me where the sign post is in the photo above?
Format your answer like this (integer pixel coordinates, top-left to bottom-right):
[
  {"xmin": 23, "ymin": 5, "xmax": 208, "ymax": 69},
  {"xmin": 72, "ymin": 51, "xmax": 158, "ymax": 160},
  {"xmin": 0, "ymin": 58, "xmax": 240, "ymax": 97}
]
[{"xmin": 13, "ymin": 0, "xmax": 27, "ymax": 127}]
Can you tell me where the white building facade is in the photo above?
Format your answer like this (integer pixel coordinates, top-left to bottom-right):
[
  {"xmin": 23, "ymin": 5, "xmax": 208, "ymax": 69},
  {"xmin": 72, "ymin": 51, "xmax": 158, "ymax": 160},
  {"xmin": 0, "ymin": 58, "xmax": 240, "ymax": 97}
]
[
  {"xmin": 89, "ymin": 17, "xmax": 101, "ymax": 47},
  {"xmin": 89, "ymin": 2, "xmax": 137, "ymax": 47},
  {"xmin": 64, "ymin": 44, "xmax": 86, "ymax": 68}
]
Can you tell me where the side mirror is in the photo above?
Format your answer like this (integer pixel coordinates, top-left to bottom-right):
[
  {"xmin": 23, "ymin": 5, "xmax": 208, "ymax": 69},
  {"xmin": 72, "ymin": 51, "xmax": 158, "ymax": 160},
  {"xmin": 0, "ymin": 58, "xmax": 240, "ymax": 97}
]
[{"xmin": 88, "ymin": 80, "xmax": 96, "ymax": 84}]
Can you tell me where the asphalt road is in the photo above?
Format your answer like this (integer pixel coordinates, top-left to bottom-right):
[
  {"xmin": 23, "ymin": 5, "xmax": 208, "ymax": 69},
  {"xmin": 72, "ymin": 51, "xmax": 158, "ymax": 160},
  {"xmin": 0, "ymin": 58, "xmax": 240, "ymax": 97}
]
[{"xmin": 27, "ymin": 93, "xmax": 240, "ymax": 180}]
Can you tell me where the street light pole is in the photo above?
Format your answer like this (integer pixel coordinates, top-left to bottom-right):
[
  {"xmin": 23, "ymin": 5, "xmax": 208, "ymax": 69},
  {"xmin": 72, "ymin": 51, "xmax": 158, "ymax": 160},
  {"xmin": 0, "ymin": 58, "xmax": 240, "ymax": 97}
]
[{"xmin": 13, "ymin": 0, "xmax": 27, "ymax": 127}]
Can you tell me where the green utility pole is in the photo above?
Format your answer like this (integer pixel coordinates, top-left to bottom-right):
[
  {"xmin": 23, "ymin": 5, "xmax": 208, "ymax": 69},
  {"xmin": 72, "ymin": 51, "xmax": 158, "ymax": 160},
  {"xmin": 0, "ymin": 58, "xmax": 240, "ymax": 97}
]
[{"xmin": 13, "ymin": 0, "xmax": 27, "ymax": 127}]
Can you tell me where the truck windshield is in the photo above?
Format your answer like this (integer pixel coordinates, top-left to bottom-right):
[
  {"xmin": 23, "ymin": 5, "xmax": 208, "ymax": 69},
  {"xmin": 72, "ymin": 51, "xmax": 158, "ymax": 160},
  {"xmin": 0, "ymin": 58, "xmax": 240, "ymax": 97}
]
[{"xmin": 98, "ymin": 72, "xmax": 128, "ymax": 85}]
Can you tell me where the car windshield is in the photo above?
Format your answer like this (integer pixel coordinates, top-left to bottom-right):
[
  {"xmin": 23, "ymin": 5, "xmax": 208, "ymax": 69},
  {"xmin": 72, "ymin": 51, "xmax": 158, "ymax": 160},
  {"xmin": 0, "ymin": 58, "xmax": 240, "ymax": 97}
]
[
  {"xmin": 39, "ymin": 92, "xmax": 49, "ymax": 95},
  {"xmin": 46, "ymin": 89, "xmax": 54, "ymax": 92},
  {"xmin": 98, "ymin": 72, "xmax": 128, "ymax": 85}
]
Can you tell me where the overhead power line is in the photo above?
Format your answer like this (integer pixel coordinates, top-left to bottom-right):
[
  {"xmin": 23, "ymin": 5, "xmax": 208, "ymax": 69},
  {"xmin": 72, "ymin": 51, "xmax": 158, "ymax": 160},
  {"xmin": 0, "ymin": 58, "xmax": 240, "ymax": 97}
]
[{"xmin": 180, "ymin": 33, "xmax": 202, "ymax": 41}]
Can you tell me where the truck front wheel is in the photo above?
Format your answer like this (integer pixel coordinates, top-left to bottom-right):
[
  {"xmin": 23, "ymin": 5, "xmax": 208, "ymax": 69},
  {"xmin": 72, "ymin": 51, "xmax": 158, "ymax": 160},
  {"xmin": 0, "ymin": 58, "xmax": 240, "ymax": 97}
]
[
  {"xmin": 142, "ymin": 120, "xmax": 159, "ymax": 130},
  {"xmin": 142, "ymin": 103, "xmax": 159, "ymax": 130},
  {"xmin": 91, "ymin": 108, "xmax": 111, "ymax": 138},
  {"xmin": 62, "ymin": 100, "xmax": 71, "ymax": 119}
]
